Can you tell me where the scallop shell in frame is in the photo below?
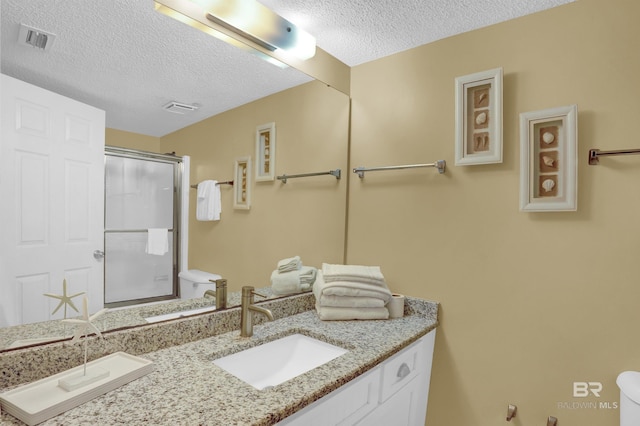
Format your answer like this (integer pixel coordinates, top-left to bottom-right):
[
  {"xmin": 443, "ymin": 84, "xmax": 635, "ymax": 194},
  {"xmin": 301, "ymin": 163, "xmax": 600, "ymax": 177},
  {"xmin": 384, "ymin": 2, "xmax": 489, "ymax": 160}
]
[
  {"xmin": 542, "ymin": 156, "xmax": 555, "ymax": 167},
  {"xmin": 542, "ymin": 132, "xmax": 555, "ymax": 144},
  {"xmin": 541, "ymin": 179, "xmax": 555, "ymax": 193},
  {"xmin": 475, "ymin": 112, "xmax": 487, "ymax": 125}
]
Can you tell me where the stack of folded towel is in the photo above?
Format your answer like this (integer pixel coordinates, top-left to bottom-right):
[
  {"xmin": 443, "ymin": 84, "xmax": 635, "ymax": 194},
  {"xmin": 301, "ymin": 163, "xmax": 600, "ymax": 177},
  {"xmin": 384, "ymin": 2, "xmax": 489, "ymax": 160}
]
[
  {"xmin": 270, "ymin": 256, "xmax": 318, "ymax": 295},
  {"xmin": 313, "ymin": 263, "xmax": 392, "ymax": 320}
]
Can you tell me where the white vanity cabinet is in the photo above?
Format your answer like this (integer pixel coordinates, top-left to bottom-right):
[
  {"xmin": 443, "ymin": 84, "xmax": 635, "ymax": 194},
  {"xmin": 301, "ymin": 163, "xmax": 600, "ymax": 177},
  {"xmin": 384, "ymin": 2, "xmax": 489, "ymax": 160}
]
[{"xmin": 279, "ymin": 329, "xmax": 436, "ymax": 426}]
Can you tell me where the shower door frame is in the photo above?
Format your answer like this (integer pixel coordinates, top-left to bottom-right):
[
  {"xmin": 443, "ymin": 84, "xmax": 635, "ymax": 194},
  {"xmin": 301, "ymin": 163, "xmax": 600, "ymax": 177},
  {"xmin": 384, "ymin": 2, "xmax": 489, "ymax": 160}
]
[{"xmin": 103, "ymin": 146, "xmax": 183, "ymax": 308}]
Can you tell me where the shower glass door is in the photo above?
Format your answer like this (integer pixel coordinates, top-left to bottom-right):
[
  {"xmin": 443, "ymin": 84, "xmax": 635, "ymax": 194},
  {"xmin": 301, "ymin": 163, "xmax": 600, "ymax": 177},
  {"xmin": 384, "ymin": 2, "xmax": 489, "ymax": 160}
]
[{"xmin": 104, "ymin": 149, "xmax": 179, "ymax": 306}]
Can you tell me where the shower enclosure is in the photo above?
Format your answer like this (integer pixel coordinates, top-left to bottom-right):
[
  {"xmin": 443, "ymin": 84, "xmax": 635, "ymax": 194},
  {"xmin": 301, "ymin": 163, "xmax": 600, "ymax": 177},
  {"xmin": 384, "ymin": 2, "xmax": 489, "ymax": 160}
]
[{"xmin": 104, "ymin": 147, "xmax": 184, "ymax": 307}]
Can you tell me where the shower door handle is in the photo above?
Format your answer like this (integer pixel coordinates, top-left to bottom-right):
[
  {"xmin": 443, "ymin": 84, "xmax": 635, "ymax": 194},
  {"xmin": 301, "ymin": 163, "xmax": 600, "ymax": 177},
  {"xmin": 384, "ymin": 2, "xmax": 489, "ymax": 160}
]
[{"xmin": 93, "ymin": 250, "xmax": 105, "ymax": 261}]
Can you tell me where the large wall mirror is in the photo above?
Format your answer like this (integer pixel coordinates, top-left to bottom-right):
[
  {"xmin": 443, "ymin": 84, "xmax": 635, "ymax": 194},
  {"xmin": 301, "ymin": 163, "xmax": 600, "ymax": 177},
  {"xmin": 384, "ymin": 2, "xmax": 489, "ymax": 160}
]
[{"xmin": 0, "ymin": 1, "xmax": 350, "ymax": 351}]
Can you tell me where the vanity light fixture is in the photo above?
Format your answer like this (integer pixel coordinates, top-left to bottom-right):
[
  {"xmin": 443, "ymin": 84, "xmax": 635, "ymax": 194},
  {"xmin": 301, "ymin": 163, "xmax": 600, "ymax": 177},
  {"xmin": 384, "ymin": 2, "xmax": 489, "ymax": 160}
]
[{"xmin": 154, "ymin": 0, "xmax": 316, "ymax": 66}]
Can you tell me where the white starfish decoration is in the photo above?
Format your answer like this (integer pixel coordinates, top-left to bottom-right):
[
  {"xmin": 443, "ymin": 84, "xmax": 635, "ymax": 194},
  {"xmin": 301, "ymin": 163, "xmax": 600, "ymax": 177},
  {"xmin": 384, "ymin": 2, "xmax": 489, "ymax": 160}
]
[
  {"xmin": 62, "ymin": 297, "xmax": 108, "ymax": 343},
  {"xmin": 62, "ymin": 297, "xmax": 109, "ymax": 376},
  {"xmin": 44, "ymin": 279, "xmax": 85, "ymax": 319}
]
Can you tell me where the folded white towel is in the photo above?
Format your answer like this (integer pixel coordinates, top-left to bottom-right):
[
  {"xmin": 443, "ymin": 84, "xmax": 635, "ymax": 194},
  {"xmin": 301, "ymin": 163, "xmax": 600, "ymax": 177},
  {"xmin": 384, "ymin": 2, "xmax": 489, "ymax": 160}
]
[
  {"xmin": 196, "ymin": 180, "xmax": 221, "ymax": 221},
  {"xmin": 322, "ymin": 263, "xmax": 386, "ymax": 286},
  {"xmin": 271, "ymin": 266, "xmax": 317, "ymax": 295},
  {"xmin": 146, "ymin": 228, "xmax": 168, "ymax": 256},
  {"xmin": 277, "ymin": 256, "xmax": 302, "ymax": 273},
  {"xmin": 271, "ymin": 269, "xmax": 300, "ymax": 295},
  {"xmin": 317, "ymin": 295, "xmax": 385, "ymax": 308},
  {"xmin": 313, "ymin": 271, "xmax": 392, "ymax": 304},
  {"xmin": 315, "ymin": 303, "xmax": 389, "ymax": 321},
  {"xmin": 299, "ymin": 266, "xmax": 317, "ymax": 286}
]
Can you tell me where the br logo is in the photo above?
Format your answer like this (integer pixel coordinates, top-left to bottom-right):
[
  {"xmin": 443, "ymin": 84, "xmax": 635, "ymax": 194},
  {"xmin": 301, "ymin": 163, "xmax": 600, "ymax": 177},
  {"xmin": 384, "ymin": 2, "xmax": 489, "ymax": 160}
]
[{"xmin": 573, "ymin": 382, "xmax": 602, "ymax": 397}]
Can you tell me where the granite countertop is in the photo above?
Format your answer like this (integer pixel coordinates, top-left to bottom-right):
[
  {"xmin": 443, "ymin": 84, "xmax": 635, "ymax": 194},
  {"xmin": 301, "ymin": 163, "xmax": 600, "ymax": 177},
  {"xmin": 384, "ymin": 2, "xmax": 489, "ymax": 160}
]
[
  {"xmin": 0, "ymin": 287, "xmax": 284, "ymax": 351},
  {"xmin": 0, "ymin": 296, "xmax": 438, "ymax": 425}
]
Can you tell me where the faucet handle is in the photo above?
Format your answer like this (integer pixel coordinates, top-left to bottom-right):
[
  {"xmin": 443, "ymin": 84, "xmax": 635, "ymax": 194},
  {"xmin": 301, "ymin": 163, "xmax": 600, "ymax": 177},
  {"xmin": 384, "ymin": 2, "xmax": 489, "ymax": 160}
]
[
  {"xmin": 251, "ymin": 289, "xmax": 268, "ymax": 300},
  {"xmin": 241, "ymin": 286, "xmax": 268, "ymax": 301},
  {"xmin": 212, "ymin": 278, "xmax": 227, "ymax": 287}
]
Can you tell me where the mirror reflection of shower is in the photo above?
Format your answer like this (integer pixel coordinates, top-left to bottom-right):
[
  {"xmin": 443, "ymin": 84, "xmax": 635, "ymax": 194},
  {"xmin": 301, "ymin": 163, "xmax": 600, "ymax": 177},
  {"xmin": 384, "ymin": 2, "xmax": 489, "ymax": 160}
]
[{"xmin": 104, "ymin": 147, "xmax": 187, "ymax": 308}]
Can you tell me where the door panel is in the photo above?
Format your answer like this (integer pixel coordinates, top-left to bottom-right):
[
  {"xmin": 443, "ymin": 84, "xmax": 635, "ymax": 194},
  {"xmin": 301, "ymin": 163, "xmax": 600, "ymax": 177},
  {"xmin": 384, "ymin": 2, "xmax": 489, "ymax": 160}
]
[
  {"xmin": 15, "ymin": 273, "xmax": 50, "ymax": 325},
  {"xmin": 65, "ymin": 159, "xmax": 91, "ymax": 241},
  {"xmin": 17, "ymin": 151, "xmax": 48, "ymax": 244},
  {"xmin": 0, "ymin": 74, "xmax": 105, "ymax": 326}
]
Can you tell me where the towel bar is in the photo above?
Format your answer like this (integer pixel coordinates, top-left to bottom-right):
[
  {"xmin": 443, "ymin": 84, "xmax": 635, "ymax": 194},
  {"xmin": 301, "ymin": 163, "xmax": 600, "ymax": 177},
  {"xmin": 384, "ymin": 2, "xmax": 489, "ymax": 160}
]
[
  {"xmin": 277, "ymin": 169, "xmax": 341, "ymax": 184},
  {"xmin": 190, "ymin": 180, "xmax": 234, "ymax": 188},
  {"xmin": 353, "ymin": 160, "xmax": 446, "ymax": 178}
]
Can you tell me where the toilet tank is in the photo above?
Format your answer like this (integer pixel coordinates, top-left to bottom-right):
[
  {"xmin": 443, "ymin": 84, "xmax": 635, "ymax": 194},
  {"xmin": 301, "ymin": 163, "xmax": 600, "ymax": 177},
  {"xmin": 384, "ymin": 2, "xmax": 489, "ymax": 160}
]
[
  {"xmin": 618, "ymin": 371, "xmax": 640, "ymax": 426},
  {"xmin": 178, "ymin": 269, "xmax": 221, "ymax": 299}
]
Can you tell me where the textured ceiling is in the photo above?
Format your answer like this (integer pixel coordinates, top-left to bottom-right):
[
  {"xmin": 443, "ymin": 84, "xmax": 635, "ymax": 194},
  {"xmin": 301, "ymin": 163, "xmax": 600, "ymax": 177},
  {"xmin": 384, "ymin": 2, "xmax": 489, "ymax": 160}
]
[{"xmin": 1, "ymin": 0, "xmax": 574, "ymax": 137}]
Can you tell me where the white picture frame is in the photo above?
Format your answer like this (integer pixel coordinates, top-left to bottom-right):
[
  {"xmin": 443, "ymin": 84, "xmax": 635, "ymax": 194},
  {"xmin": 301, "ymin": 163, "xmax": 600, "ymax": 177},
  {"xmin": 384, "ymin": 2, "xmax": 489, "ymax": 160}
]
[
  {"xmin": 255, "ymin": 122, "xmax": 276, "ymax": 181},
  {"xmin": 455, "ymin": 67, "xmax": 503, "ymax": 166},
  {"xmin": 519, "ymin": 105, "xmax": 578, "ymax": 212},
  {"xmin": 233, "ymin": 156, "xmax": 251, "ymax": 210}
]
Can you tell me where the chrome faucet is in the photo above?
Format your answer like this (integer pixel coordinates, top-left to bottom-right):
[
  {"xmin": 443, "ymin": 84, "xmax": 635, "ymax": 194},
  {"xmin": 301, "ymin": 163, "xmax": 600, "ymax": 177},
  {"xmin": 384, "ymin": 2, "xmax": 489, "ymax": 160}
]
[
  {"xmin": 203, "ymin": 278, "xmax": 227, "ymax": 309},
  {"xmin": 240, "ymin": 286, "xmax": 274, "ymax": 337}
]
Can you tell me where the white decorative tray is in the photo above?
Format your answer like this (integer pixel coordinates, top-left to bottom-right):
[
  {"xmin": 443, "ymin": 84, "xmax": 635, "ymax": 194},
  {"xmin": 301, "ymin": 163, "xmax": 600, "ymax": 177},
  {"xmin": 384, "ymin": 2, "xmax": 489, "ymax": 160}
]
[{"xmin": 0, "ymin": 352, "xmax": 154, "ymax": 426}]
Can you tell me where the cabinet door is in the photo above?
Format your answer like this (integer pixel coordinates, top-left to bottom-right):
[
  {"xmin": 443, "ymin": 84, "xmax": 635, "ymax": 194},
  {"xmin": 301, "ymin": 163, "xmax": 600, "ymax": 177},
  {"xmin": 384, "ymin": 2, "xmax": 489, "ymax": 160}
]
[
  {"xmin": 356, "ymin": 376, "xmax": 423, "ymax": 426},
  {"xmin": 278, "ymin": 329, "xmax": 436, "ymax": 426},
  {"xmin": 379, "ymin": 336, "xmax": 425, "ymax": 402},
  {"xmin": 278, "ymin": 366, "xmax": 381, "ymax": 426}
]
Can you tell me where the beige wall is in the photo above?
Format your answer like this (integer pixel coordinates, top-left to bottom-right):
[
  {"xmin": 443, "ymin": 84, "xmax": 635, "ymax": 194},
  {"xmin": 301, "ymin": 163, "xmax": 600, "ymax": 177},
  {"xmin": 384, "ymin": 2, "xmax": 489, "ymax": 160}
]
[
  {"xmin": 104, "ymin": 1, "xmax": 640, "ymax": 422},
  {"xmin": 160, "ymin": 80, "xmax": 349, "ymax": 292},
  {"xmin": 347, "ymin": 0, "xmax": 640, "ymax": 424},
  {"xmin": 105, "ymin": 128, "xmax": 161, "ymax": 152}
]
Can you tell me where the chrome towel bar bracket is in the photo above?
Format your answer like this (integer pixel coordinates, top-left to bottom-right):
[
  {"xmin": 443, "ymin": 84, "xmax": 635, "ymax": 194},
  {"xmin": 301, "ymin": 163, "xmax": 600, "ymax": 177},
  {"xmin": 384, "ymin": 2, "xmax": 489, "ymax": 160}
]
[{"xmin": 588, "ymin": 148, "xmax": 640, "ymax": 165}]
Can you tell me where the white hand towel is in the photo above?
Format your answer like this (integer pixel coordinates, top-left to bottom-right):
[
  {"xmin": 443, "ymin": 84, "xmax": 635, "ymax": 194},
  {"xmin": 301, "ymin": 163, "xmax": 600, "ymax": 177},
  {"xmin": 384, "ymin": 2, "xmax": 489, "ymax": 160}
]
[
  {"xmin": 277, "ymin": 256, "xmax": 302, "ymax": 273},
  {"xmin": 318, "ymin": 295, "xmax": 385, "ymax": 308},
  {"xmin": 313, "ymin": 271, "xmax": 392, "ymax": 304},
  {"xmin": 271, "ymin": 269, "xmax": 302, "ymax": 295},
  {"xmin": 146, "ymin": 228, "xmax": 168, "ymax": 255},
  {"xmin": 197, "ymin": 181, "xmax": 209, "ymax": 199},
  {"xmin": 298, "ymin": 266, "xmax": 317, "ymax": 286},
  {"xmin": 271, "ymin": 266, "xmax": 317, "ymax": 295},
  {"xmin": 196, "ymin": 180, "xmax": 221, "ymax": 221},
  {"xmin": 315, "ymin": 303, "xmax": 389, "ymax": 321},
  {"xmin": 321, "ymin": 263, "xmax": 386, "ymax": 286}
]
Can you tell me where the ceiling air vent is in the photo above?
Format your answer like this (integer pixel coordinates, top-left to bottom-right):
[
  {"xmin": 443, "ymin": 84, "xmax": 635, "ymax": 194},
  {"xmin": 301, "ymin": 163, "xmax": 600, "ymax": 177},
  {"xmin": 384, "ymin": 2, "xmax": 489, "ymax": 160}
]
[
  {"xmin": 18, "ymin": 24, "xmax": 56, "ymax": 51},
  {"xmin": 162, "ymin": 101, "xmax": 200, "ymax": 114}
]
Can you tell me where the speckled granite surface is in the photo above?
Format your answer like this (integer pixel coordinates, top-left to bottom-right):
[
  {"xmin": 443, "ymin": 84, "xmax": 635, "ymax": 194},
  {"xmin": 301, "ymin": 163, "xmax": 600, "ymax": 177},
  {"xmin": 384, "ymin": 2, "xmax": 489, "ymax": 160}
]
[
  {"xmin": 0, "ymin": 291, "xmax": 314, "ymax": 389},
  {"xmin": 0, "ymin": 295, "xmax": 438, "ymax": 425},
  {"xmin": 0, "ymin": 287, "xmax": 286, "ymax": 351}
]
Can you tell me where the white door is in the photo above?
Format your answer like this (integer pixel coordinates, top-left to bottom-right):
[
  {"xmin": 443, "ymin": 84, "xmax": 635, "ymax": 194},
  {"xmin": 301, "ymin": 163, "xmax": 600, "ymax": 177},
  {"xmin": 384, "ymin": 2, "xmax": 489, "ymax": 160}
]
[{"xmin": 0, "ymin": 74, "xmax": 105, "ymax": 327}]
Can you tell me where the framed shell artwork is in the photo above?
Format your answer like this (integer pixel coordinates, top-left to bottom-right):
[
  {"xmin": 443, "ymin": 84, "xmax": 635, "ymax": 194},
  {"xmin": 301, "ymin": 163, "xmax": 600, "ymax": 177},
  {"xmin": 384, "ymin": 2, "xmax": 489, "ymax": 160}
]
[
  {"xmin": 234, "ymin": 156, "xmax": 251, "ymax": 210},
  {"xmin": 255, "ymin": 122, "xmax": 276, "ymax": 181},
  {"xmin": 519, "ymin": 105, "xmax": 578, "ymax": 212},
  {"xmin": 455, "ymin": 67, "xmax": 503, "ymax": 165}
]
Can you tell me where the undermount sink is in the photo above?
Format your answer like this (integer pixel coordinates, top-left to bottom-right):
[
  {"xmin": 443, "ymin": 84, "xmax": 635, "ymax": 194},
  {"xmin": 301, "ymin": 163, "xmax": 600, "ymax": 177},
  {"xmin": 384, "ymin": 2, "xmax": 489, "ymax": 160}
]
[
  {"xmin": 144, "ymin": 306, "xmax": 216, "ymax": 323},
  {"xmin": 213, "ymin": 334, "xmax": 348, "ymax": 390}
]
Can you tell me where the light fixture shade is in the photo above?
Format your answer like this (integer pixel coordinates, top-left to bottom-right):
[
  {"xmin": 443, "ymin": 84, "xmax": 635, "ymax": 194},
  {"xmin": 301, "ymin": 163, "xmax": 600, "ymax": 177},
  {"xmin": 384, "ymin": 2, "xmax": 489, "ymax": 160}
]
[{"xmin": 155, "ymin": 0, "xmax": 316, "ymax": 62}]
